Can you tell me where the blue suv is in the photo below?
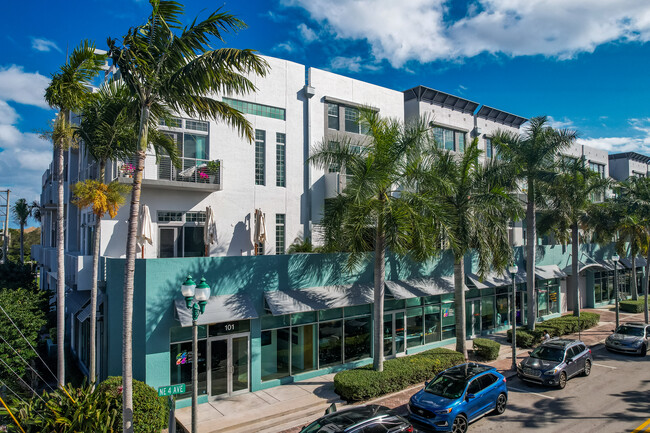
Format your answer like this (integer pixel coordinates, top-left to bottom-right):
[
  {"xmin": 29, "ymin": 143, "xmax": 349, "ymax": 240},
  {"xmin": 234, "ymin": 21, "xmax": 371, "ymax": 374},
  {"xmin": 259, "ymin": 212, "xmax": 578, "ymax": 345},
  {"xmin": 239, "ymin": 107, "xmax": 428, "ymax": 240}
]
[{"xmin": 408, "ymin": 363, "xmax": 507, "ymax": 433}]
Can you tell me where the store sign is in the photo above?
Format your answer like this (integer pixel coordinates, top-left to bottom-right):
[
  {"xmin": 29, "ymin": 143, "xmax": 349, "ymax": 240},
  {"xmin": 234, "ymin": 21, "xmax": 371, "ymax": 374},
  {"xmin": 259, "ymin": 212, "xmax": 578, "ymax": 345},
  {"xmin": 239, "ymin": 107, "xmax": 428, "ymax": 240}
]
[{"xmin": 158, "ymin": 384, "xmax": 186, "ymax": 397}]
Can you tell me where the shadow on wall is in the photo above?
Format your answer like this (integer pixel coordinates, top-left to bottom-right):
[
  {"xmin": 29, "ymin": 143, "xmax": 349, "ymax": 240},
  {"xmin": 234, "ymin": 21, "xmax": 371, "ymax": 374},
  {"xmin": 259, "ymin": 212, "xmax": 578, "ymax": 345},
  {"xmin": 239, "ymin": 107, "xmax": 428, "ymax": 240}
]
[{"xmin": 227, "ymin": 213, "xmax": 254, "ymax": 256}]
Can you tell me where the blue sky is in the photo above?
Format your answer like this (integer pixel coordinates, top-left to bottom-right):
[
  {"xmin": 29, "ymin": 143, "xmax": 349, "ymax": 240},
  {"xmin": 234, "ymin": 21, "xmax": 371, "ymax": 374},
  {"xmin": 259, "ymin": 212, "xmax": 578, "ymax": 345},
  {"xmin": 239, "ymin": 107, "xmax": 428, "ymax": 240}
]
[{"xmin": 2, "ymin": 0, "xmax": 650, "ymax": 227}]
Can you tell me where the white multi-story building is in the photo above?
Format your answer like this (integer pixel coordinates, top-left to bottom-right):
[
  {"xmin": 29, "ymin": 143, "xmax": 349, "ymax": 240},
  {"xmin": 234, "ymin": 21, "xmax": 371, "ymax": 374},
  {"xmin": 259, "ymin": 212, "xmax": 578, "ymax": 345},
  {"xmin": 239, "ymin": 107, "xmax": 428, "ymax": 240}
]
[{"xmin": 608, "ymin": 152, "xmax": 650, "ymax": 181}]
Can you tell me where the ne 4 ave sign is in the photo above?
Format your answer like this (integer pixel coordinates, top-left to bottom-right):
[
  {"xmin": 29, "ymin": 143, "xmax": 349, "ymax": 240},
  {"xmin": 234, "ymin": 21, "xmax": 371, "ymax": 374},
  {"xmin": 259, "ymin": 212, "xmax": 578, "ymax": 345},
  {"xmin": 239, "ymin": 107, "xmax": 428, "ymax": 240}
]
[{"xmin": 158, "ymin": 384, "xmax": 186, "ymax": 397}]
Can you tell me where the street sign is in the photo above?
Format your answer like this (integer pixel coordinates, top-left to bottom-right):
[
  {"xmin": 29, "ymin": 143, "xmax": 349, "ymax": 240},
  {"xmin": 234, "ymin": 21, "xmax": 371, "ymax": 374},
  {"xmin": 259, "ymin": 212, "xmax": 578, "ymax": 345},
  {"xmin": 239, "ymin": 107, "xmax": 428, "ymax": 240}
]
[{"xmin": 158, "ymin": 384, "xmax": 186, "ymax": 397}]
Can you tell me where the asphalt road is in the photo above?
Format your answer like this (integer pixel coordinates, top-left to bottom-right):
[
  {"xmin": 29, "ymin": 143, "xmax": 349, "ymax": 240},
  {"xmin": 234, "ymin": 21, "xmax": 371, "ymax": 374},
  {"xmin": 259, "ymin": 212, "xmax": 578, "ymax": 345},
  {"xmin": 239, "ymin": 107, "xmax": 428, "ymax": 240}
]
[{"xmin": 410, "ymin": 343, "xmax": 650, "ymax": 433}]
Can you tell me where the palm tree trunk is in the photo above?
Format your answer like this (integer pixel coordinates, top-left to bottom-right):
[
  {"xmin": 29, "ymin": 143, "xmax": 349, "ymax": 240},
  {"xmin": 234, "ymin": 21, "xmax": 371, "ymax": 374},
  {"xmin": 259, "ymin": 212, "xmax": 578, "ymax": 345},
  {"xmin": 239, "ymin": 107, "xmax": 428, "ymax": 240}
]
[
  {"xmin": 89, "ymin": 162, "xmax": 106, "ymax": 385},
  {"xmin": 526, "ymin": 182, "xmax": 536, "ymax": 330},
  {"xmin": 19, "ymin": 223, "xmax": 24, "ymax": 263},
  {"xmin": 372, "ymin": 199, "xmax": 385, "ymax": 372},
  {"xmin": 571, "ymin": 223, "xmax": 580, "ymax": 316},
  {"xmin": 123, "ymin": 106, "xmax": 150, "ymax": 433},
  {"xmin": 56, "ymin": 131, "xmax": 66, "ymax": 387},
  {"xmin": 645, "ymin": 248, "xmax": 649, "ymax": 324},
  {"xmin": 631, "ymin": 256, "xmax": 638, "ymax": 301},
  {"xmin": 454, "ymin": 257, "xmax": 467, "ymax": 360}
]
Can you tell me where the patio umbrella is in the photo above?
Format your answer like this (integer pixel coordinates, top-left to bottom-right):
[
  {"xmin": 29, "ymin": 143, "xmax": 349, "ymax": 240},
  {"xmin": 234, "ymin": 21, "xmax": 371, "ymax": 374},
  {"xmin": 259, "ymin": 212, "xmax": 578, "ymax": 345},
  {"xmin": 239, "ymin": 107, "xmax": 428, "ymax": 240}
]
[
  {"xmin": 204, "ymin": 206, "xmax": 217, "ymax": 256},
  {"xmin": 254, "ymin": 209, "xmax": 267, "ymax": 255},
  {"xmin": 137, "ymin": 204, "xmax": 153, "ymax": 258}
]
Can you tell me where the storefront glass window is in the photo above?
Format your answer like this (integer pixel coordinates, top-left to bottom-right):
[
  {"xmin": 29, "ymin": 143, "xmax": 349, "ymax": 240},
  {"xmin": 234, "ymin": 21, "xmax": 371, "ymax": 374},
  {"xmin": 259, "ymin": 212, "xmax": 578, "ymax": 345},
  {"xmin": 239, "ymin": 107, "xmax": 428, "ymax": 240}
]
[
  {"xmin": 406, "ymin": 307, "xmax": 424, "ymax": 348},
  {"xmin": 344, "ymin": 316, "xmax": 371, "ymax": 362},
  {"xmin": 496, "ymin": 293, "xmax": 510, "ymax": 327},
  {"xmin": 481, "ymin": 297, "xmax": 495, "ymax": 331},
  {"xmin": 549, "ymin": 285, "xmax": 559, "ymax": 314},
  {"xmin": 292, "ymin": 324, "xmax": 316, "ymax": 374},
  {"xmin": 424, "ymin": 305, "xmax": 441, "ymax": 344},
  {"xmin": 170, "ymin": 340, "xmax": 207, "ymax": 399},
  {"xmin": 441, "ymin": 303, "xmax": 455, "ymax": 340},
  {"xmin": 261, "ymin": 328, "xmax": 290, "ymax": 381},
  {"xmin": 171, "ymin": 325, "xmax": 206, "ymax": 343},
  {"xmin": 318, "ymin": 320, "xmax": 343, "ymax": 367},
  {"xmin": 537, "ymin": 289, "xmax": 549, "ymax": 316},
  {"xmin": 319, "ymin": 308, "xmax": 343, "ymax": 321}
]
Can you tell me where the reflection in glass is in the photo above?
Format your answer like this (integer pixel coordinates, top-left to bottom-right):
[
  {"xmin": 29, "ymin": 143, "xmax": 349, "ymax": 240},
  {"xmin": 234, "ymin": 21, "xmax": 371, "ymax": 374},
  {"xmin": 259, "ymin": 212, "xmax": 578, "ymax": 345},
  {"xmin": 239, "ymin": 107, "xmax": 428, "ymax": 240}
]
[
  {"xmin": 170, "ymin": 340, "xmax": 207, "ymax": 400},
  {"xmin": 292, "ymin": 324, "xmax": 316, "ymax": 374},
  {"xmin": 232, "ymin": 336, "xmax": 249, "ymax": 392},
  {"xmin": 383, "ymin": 314, "xmax": 394, "ymax": 357},
  {"xmin": 395, "ymin": 312, "xmax": 405, "ymax": 353},
  {"xmin": 406, "ymin": 308, "xmax": 423, "ymax": 348},
  {"xmin": 261, "ymin": 329, "xmax": 290, "ymax": 381},
  {"xmin": 184, "ymin": 226, "xmax": 204, "ymax": 257},
  {"xmin": 424, "ymin": 305, "xmax": 441, "ymax": 344},
  {"xmin": 318, "ymin": 321, "xmax": 342, "ymax": 368},
  {"xmin": 344, "ymin": 316, "xmax": 371, "ymax": 362},
  {"xmin": 441, "ymin": 303, "xmax": 455, "ymax": 340},
  {"xmin": 481, "ymin": 297, "xmax": 495, "ymax": 331},
  {"xmin": 210, "ymin": 339, "xmax": 228, "ymax": 396},
  {"xmin": 496, "ymin": 294, "xmax": 510, "ymax": 327}
]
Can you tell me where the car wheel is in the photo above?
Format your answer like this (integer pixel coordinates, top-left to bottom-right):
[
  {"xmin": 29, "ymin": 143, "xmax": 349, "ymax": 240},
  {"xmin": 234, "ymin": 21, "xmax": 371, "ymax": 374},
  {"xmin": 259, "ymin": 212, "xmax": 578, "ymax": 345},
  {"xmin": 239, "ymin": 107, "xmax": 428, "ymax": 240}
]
[
  {"xmin": 582, "ymin": 360, "xmax": 591, "ymax": 376},
  {"xmin": 452, "ymin": 415, "xmax": 468, "ymax": 433},
  {"xmin": 493, "ymin": 392, "xmax": 507, "ymax": 415},
  {"xmin": 641, "ymin": 344, "xmax": 647, "ymax": 357},
  {"xmin": 558, "ymin": 371, "xmax": 567, "ymax": 389}
]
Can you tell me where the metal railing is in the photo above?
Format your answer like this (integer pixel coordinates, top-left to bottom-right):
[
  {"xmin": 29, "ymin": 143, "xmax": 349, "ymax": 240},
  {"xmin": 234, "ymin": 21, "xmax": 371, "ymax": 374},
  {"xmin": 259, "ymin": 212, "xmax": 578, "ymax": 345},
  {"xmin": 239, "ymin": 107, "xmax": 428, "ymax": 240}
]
[{"xmin": 157, "ymin": 157, "xmax": 221, "ymax": 185}]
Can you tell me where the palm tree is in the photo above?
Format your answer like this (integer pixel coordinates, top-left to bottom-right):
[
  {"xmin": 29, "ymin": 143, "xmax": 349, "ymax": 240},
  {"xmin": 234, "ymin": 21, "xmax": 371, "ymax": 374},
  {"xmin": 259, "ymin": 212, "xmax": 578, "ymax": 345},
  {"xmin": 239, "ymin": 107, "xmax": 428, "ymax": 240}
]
[
  {"xmin": 106, "ymin": 2, "xmax": 269, "ymax": 429},
  {"xmin": 29, "ymin": 201, "xmax": 42, "ymax": 224},
  {"xmin": 310, "ymin": 111, "xmax": 443, "ymax": 371},
  {"xmin": 44, "ymin": 40, "xmax": 104, "ymax": 386},
  {"xmin": 11, "ymin": 198, "xmax": 30, "ymax": 263},
  {"xmin": 492, "ymin": 116, "xmax": 576, "ymax": 330},
  {"xmin": 420, "ymin": 138, "xmax": 521, "ymax": 358},
  {"xmin": 539, "ymin": 157, "xmax": 610, "ymax": 315},
  {"xmin": 72, "ymin": 80, "xmax": 176, "ymax": 385}
]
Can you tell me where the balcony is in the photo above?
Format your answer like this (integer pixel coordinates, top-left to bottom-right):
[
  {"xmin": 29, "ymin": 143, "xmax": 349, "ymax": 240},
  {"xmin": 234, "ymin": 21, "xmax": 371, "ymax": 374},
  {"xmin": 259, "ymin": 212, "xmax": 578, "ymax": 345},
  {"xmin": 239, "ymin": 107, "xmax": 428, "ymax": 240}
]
[
  {"xmin": 31, "ymin": 244, "xmax": 42, "ymax": 264},
  {"xmin": 324, "ymin": 172, "xmax": 350, "ymax": 199},
  {"xmin": 114, "ymin": 157, "xmax": 222, "ymax": 192},
  {"xmin": 64, "ymin": 253, "xmax": 93, "ymax": 290}
]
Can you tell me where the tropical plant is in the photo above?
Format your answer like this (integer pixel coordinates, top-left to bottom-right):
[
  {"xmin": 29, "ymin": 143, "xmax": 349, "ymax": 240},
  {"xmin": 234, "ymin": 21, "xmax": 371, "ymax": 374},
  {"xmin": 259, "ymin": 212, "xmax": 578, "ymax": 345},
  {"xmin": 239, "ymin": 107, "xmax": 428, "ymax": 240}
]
[
  {"xmin": 419, "ymin": 138, "xmax": 521, "ymax": 358},
  {"xmin": 492, "ymin": 116, "xmax": 576, "ymax": 330},
  {"xmin": 28, "ymin": 201, "xmax": 41, "ymax": 224},
  {"xmin": 287, "ymin": 236, "xmax": 320, "ymax": 254},
  {"xmin": 539, "ymin": 156, "xmax": 610, "ymax": 315},
  {"xmin": 11, "ymin": 198, "xmax": 30, "ymax": 263},
  {"xmin": 74, "ymin": 79, "xmax": 176, "ymax": 384},
  {"xmin": 106, "ymin": 2, "xmax": 269, "ymax": 429},
  {"xmin": 43, "ymin": 39, "xmax": 105, "ymax": 386},
  {"xmin": 310, "ymin": 110, "xmax": 443, "ymax": 371}
]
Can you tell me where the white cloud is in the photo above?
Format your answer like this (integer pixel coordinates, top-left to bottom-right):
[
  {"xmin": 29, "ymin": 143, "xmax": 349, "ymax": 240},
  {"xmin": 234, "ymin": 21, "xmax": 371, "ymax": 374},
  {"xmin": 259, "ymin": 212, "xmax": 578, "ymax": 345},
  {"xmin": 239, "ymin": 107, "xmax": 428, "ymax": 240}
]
[
  {"xmin": 272, "ymin": 41, "xmax": 299, "ymax": 53},
  {"xmin": 0, "ymin": 65, "xmax": 50, "ymax": 108},
  {"xmin": 31, "ymin": 37, "xmax": 62, "ymax": 53},
  {"xmin": 329, "ymin": 56, "xmax": 382, "ymax": 73},
  {"xmin": 547, "ymin": 116, "xmax": 576, "ymax": 130},
  {"xmin": 297, "ymin": 23, "xmax": 318, "ymax": 43},
  {"xmin": 577, "ymin": 118, "xmax": 650, "ymax": 154},
  {"xmin": 283, "ymin": 0, "xmax": 650, "ymax": 67}
]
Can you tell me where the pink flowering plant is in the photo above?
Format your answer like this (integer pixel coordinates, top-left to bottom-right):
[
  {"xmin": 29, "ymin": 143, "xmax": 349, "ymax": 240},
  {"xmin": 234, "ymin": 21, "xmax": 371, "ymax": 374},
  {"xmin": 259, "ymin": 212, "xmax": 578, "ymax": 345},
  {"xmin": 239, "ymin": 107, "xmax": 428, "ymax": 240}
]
[{"xmin": 121, "ymin": 163, "xmax": 136, "ymax": 175}]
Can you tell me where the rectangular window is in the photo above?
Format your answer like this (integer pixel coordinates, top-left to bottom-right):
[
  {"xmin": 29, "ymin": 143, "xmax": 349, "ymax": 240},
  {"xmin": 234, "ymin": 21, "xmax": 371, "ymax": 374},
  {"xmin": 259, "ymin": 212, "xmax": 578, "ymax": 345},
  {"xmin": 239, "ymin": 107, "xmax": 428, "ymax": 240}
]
[
  {"xmin": 275, "ymin": 214, "xmax": 285, "ymax": 255},
  {"xmin": 433, "ymin": 125, "xmax": 466, "ymax": 152},
  {"xmin": 327, "ymin": 141, "xmax": 341, "ymax": 173},
  {"xmin": 223, "ymin": 97, "xmax": 286, "ymax": 120},
  {"xmin": 486, "ymin": 138, "xmax": 493, "ymax": 158},
  {"xmin": 327, "ymin": 103, "xmax": 339, "ymax": 130},
  {"xmin": 319, "ymin": 320, "xmax": 343, "ymax": 368},
  {"xmin": 159, "ymin": 117, "xmax": 182, "ymax": 128},
  {"xmin": 457, "ymin": 132, "xmax": 466, "ymax": 153},
  {"xmin": 255, "ymin": 129, "xmax": 266, "ymax": 185},
  {"xmin": 185, "ymin": 211, "xmax": 206, "ymax": 223},
  {"xmin": 261, "ymin": 328, "xmax": 290, "ymax": 381},
  {"xmin": 441, "ymin": 303, "xmax": 455, "ymax": 340},
  {"xmin": 276, "ymin": 133, "xmax": 286, "ymax": 187},
  {"xmin": 589, "ymin": 161, "xmax": 605, "ymax": 178},
  {"xmin": 185, "ymin": 120, "xmax": 208, "ymax": 132},
  {"xmin": 184, "ymin": 133, "xmax": 208, "ymax": 160},
  {"xmin": 170, "ymin": 340, "xmax": 207, "ymax": 400},
  {"xmin": 424, "ymin": 305, "xmax": 441, "ymax": 344},
  {"xmin": 406, "ymin": 307, "xmax": 424, "ymax": 348},
  {"xmin": 291, "ymin": 324, "xmax": 316, "ymax": 374},
  {"xmin": 157, "ymin": 211, "xmax": 183, "ymax": 222},
  {"xmin": 343, "ymin": 316, "xmax": 371, "ymax": 362},
  {"xmin": 344, "ymin": 107, "xmax": 360, "ymax": 133}
]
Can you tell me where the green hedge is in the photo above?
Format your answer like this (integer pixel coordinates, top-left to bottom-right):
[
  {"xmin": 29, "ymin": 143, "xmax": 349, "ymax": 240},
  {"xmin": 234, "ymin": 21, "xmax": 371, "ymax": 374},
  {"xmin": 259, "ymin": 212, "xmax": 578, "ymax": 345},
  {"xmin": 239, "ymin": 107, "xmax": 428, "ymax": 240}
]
[
  {"xmin": 507, "ymin": 312, "xmax": 601, "ymax": 348},
  {"xmin": 333, "ymin": 348, "xmax": 465, "ymax": 402},
  {"xmin": 472, "ymin": 338, "xmax": 501, "ymax": 361},
  {"xmin": 97, "ymin": 376, "xmax": 167, "ymax": 433},
  {"xmin": 620, "ymin": 299, "xmax": 645, "ymax": 313}
]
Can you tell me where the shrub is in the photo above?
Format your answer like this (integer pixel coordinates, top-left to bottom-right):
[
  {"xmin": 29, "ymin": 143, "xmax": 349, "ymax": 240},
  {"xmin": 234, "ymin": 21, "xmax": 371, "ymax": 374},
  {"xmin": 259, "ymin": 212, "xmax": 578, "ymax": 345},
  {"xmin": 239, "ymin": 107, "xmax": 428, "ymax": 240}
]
[
  {"xmin": 507, "ymin": 312, "xmax": 601, "ymax": 347},
  {"xmin": 472, "ymin": 338, "xmax": 501, "ymax": 360},
  {"xmin": 620, "ymin": 300, "xmax": 645, "ymax": 313},
  {"xmin": 97, "ymin": 376, "xmax": 167, "ymax": 433},
  {"xmin": 333, "ymin": 348, "xmax": 465, "ymax": 402},
  {"xmin": 506, "ymin": 328, "xmax": 539, "ymax": 348}
]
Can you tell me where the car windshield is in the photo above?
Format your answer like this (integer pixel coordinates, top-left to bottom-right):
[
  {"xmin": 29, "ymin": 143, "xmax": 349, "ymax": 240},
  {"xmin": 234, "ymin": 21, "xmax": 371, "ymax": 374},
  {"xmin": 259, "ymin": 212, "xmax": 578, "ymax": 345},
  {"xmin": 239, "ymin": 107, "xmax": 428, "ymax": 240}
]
[
  {"xmin": 530, "ymin": 346, "xmax": 565, "ymax": 362},
  {"xmin": 425, "ymin": 374, "xmax": 466, "ymax": 399},
  {"xmin": 616, "ymin": 326, "xmax": 645, "ymax": 337}
]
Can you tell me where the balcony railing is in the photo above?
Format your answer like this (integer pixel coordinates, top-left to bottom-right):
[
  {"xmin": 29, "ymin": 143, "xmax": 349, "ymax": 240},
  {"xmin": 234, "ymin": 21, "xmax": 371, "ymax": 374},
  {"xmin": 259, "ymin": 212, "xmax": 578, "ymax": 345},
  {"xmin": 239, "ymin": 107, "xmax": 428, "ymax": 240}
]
[{"xmin": 157, "ymin": 157, "xmax": 221, "ymax": 185}]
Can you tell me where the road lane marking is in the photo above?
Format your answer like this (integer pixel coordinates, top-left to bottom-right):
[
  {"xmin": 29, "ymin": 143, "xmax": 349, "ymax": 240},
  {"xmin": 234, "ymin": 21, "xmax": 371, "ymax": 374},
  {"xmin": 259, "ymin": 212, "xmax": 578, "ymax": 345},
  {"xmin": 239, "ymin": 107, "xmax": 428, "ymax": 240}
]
[
  {"xmin": 632, "ymin": 417, "xmax": 650, "ymax": 432},
  {"xmin": 508, "ymin": 387, "xmax": 554, "ymax": 399},
  {"xmin": 592, "ymin": 363, "xmax": 617, "ymax": 369}
]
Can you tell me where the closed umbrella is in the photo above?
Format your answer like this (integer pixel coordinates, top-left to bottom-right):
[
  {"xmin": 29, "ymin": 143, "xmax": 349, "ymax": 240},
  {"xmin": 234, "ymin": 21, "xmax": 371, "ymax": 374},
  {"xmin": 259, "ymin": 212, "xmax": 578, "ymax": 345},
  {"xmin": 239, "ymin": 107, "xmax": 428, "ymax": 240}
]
[
  {"xmin": 204, "ymin": 206, "xmax": 217, "ymax": 256},
  {"xmin": 254, "ymin": 209, "xmax": 267, "ymax": 255},
  {"xmin": 138, "ymin": 204, "xmax": 153, "ymax": 258}
]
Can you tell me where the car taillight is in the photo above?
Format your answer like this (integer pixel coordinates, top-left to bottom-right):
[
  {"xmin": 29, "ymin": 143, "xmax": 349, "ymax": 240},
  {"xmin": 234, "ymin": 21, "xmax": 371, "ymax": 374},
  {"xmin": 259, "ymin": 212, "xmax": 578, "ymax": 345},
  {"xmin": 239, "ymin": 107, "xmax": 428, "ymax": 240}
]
[
  {"xmin": 405, "ymin": 426, "xmax": 414, "ymax": 433},
  {"xmin": 503, "ymin": 377, "xmax": 507, "ymax": 383}
]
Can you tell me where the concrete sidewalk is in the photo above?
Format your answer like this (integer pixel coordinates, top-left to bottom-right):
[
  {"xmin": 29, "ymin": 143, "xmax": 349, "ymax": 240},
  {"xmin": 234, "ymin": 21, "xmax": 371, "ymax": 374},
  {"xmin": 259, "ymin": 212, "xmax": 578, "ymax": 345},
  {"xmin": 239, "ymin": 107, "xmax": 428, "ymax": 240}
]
[{"xmin": 177, "ymin": 307, "xmax": 646, "ymax": 433}]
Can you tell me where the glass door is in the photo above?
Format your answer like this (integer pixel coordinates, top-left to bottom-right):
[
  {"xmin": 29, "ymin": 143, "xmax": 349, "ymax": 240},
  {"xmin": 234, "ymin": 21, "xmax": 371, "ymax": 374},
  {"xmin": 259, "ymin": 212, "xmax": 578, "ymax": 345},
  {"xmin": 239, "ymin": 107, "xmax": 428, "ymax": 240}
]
[
  {"xmin": 209, "ymin": 334, "xmax": 249, "ymax": 398},
  {"xmin": 516, "ymin": 292, "xmax": 528, "ymax": 326},
  {"xmin": 465, "ymin": 299, "xmax": 481, "ymax": 338}
]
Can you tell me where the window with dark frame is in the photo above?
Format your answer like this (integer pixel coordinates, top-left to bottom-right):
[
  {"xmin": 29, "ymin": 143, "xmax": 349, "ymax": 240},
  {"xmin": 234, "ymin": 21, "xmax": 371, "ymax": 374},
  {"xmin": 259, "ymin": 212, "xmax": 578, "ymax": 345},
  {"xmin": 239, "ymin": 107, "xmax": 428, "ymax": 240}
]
[{"xmin": 255, "ymin": 129, "xmax": 266, "ymax": 185}]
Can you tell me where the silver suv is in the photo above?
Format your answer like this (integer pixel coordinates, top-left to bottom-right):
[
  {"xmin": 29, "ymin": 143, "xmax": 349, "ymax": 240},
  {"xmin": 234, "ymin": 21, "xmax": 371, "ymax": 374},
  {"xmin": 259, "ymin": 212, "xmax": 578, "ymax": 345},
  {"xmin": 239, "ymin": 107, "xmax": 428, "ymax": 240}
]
[
  {"xmin": 517, "ymin": 339, "xmax": 593, "ymax": 389},
  {"xmin": 606, "ymin": 322, "xmax": 649, "ymax": 356}
]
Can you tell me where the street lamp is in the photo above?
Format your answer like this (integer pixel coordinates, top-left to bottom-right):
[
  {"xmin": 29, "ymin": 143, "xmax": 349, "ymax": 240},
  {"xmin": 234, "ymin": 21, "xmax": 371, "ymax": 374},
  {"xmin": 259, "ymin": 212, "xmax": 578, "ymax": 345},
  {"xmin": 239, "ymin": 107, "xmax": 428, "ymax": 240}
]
[
  {"xmin": 612, "ymin": 254, "xmax": 620, "ymax": 329},
  {"xmin": 509, "ymin": 263, "xmax": 518, "ymax": 370},
  {"xmin": 181, "ymin": 276, "xmax": 210, "ymax": 433}
]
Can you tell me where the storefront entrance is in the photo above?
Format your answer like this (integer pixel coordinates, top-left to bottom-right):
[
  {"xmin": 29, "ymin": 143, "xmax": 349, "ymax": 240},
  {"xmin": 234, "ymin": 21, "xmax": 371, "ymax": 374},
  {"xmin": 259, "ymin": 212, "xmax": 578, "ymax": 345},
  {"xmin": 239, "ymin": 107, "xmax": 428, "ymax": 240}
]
[
  {"xmin": 383, "ymin": 311, "xmax": 405, "ymax": 358},
  {"xmin": 208, "ymin": 333, "xmax": 249, "ymax": 398}
]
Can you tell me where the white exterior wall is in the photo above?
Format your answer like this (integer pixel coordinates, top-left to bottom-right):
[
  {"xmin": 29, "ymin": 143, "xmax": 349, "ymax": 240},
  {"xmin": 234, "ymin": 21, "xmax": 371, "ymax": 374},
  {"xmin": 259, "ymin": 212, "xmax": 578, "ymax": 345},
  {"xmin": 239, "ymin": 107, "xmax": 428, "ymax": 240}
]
[
  {"xmin": 101, "ymin": 56, "xmax": 307, "ymax": 257},
  {"xmin": 307, "ymin": 67, "xmax": 405, "ymax": 226}
]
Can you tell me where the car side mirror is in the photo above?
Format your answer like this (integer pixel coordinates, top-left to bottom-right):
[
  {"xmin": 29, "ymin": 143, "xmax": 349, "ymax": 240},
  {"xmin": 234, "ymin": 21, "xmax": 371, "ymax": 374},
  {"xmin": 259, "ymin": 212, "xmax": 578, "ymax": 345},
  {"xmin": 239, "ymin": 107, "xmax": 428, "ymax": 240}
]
[
  {"xmin": 466, "ymin": 393, "xmax": 475, "ymax": 401},
  {"xmin": 424, "ymin": 381, "xmax": 429, "ymax": 387}
]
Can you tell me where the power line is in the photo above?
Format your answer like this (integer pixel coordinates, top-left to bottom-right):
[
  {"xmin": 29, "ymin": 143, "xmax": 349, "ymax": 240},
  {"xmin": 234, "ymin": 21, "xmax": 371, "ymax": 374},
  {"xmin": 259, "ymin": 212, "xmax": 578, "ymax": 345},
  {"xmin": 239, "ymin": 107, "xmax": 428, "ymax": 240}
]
[
  {"xmin": 0, "ymin": 358, "xmax": 47, "ymax": 406},
  {"xmin": 0, "ymin": 378, "xmax": 48, "ymax": 422},
  {"xmin": 0, "ymin": 303, "xmax": 58, "ymax": 384},
  {"xmin": 0, "ymin": 333, "xmax": 56, "ymax": 392}
]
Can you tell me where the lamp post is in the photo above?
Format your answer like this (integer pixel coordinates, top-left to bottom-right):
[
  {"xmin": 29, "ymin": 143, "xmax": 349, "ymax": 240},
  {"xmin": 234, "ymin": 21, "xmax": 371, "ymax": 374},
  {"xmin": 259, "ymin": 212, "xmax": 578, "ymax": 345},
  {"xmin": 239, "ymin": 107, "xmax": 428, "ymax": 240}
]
[
  {"xmin": 612, "ymin": 254, "xmax": 620, "ymax": 329},
  {"xmin": 181, "ymin": 276, "xmax": 210, "ymax": 433},
  {"xmin": 509, "ymin": 264, "xmax": 518, "ymax": 370}
]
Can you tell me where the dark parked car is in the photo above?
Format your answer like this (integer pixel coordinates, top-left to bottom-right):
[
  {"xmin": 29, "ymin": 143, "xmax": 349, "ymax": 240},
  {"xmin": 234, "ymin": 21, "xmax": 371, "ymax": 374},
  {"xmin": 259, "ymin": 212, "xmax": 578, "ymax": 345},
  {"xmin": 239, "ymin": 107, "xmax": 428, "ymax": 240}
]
[
  {"xmin": 300, "ymin": 404, "xmax": 413, "ymax": 433},
  {"xmin": 517, "ymin": 338, "xmax": 592, "ymax": 389},
  {"xmin": 605, "ymin": 322, "xmax": 649, "ymax": 356},
  {"xmin": 408, "ymin": 363, "xmax": 508, "ymax": 433}
]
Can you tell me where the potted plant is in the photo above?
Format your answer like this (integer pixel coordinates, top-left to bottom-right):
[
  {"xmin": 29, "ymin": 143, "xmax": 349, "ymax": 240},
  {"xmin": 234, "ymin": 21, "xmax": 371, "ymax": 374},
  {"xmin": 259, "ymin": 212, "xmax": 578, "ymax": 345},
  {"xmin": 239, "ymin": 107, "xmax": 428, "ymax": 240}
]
[
  {"xmin": 121, "ymin": 163, "xmax": 135, "ymax": 178},
  {"xmin": 206, "ymin": 160, "xmax": 220, "ymax": 184}
]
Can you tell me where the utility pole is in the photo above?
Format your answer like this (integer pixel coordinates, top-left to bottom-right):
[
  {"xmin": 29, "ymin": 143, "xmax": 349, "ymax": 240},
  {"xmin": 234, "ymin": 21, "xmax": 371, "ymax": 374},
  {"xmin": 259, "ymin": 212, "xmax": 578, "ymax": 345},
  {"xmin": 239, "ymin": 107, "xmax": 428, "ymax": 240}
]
[{"xmin": 0, "ymin": 189, "xmax": 9, "ymax": 264}]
